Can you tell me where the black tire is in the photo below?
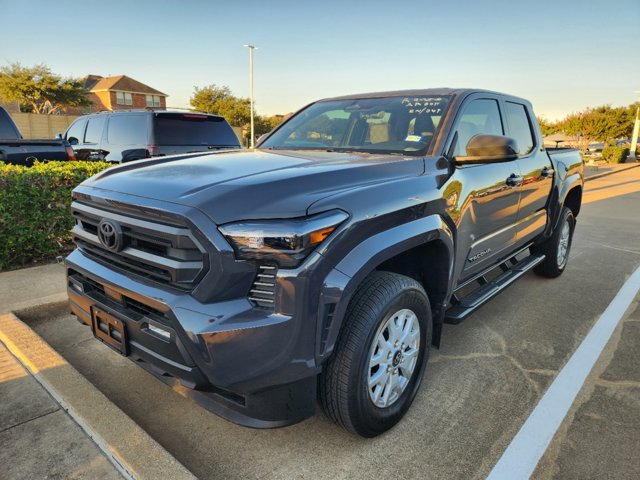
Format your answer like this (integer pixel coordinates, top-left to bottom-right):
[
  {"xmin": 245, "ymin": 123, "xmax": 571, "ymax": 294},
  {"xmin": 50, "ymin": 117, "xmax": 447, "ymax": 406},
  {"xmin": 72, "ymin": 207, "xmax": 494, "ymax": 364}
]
[
  {"xmin": 319, "ymin": 271, "xmax": 432, "ymax": 437},
  {"xmin": 532, "ymin": 206, "xmax": 575, "ymax": 278}
]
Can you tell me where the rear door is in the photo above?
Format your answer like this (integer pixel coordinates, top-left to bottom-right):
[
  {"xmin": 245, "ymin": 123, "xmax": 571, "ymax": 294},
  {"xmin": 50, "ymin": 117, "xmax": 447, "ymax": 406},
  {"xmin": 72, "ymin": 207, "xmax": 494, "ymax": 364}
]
[
  {"xmin": 448, "ymin": 96, "xmax": 523, "ymax": 284},
  {"xmin": 503, "ymin": 101, "xmax": 553, "ymax": 245},
  {"xmin": 152, "ymin": 113, "xmax": 241, "ymax": 156}
]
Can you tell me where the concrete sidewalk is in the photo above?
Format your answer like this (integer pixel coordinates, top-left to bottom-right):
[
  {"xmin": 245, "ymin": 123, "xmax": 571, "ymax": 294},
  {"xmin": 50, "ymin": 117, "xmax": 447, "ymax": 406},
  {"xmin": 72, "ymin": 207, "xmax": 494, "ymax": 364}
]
[
  {"xmin": 0, "ymin": 338, "xmax": 121, "ymax": 479},
  {"xmin": 584, "ymin": 161, "xmax": 639, "ymax": 181},
  {"xmin": 0, "ymin": 263, "xmax": 196, "ymax": 480}
]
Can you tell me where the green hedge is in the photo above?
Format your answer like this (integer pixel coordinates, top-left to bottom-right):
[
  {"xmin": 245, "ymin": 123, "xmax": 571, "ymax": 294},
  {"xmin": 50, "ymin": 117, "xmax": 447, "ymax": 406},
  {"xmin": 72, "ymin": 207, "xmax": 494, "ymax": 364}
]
[
  {"xmin": 0, "ymin": 161, "xmax": 112, "ymax": 270},
  {"xmin": 601, "ymin": 146, "xmax": 630, "ymax": 164}
]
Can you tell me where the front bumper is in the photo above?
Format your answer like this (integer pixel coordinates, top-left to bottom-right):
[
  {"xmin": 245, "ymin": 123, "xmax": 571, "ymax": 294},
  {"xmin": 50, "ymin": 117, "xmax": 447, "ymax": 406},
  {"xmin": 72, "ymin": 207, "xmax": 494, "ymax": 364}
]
[{"xmin": 66, "ymin": 249, "xmax": 318, "ymax": 428}]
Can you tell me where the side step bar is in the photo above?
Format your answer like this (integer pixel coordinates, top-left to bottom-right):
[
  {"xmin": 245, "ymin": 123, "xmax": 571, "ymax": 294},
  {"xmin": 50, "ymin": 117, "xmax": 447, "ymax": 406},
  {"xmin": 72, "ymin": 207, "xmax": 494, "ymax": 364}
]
[{"xmin": 444, "ymin": 254, "xmax": 545, "ymax": 325}]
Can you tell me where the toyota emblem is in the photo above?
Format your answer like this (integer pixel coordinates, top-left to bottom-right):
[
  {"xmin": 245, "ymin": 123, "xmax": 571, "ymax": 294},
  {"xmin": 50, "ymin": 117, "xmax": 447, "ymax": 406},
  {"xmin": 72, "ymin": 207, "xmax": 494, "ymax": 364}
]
[{"xmin": 97, "ymin": 219, "xmax": 123, "ymax": 252}]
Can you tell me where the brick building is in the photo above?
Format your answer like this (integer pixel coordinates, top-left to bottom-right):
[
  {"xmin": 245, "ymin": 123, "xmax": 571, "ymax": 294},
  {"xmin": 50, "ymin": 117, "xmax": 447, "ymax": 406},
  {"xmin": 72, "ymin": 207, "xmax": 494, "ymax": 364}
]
[{"xmin": 83, "ymin": 75, "xmax": 168, "ymax": 112}]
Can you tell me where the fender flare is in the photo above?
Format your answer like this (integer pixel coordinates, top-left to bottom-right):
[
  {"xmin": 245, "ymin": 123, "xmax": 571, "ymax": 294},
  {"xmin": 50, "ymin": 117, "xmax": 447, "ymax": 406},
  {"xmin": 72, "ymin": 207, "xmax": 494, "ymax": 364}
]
[
  {"xmin": 559, "ymin": 174, "xmax": 583, "ymax": 207},
  {"xmin": 544, "ymin": 172, "xmax": 583, "ymax": 237},
  {"xmin": 315, "ymin": 214, "xmax": 454, "ymax": 361}
]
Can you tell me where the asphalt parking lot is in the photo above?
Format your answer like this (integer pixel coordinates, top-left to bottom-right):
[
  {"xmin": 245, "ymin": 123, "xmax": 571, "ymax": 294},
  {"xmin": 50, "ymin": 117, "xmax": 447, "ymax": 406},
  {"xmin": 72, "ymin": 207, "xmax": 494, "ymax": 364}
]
[{"xmin": 21, "ymin": 167, "xmax": 640, "ymax": 480}]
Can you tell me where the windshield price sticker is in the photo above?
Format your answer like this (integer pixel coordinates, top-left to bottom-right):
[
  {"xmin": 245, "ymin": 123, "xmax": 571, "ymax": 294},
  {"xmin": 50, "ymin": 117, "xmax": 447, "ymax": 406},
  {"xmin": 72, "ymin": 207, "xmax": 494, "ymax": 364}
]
[{"xmin": 401, "ymin": 97, "xmax": 445, "ymax": 115}]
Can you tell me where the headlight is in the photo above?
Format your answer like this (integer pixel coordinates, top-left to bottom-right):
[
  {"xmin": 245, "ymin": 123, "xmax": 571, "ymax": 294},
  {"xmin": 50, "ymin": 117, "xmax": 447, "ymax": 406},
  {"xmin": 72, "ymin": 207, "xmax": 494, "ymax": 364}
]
[{"xmin": 218, "ymin": 210, "xmax": 349, "ymax": 268}]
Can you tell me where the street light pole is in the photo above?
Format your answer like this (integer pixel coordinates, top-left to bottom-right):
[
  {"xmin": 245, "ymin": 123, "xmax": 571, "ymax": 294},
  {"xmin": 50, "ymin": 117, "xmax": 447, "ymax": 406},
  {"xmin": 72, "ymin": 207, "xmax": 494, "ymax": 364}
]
[
  {"xmin": 630, "ymin": 91, "xmax": 640, "ymax": 162},
  {"xmin": 244, "ymin": 44, "xmax": 257, "ymax": 148}
]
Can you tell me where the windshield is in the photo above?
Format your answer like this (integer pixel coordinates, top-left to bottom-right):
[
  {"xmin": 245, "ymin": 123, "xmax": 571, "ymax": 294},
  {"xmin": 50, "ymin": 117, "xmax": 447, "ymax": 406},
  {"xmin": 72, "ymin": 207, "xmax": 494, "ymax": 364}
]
[{"xmin": 260, "ymin": 95, "xmax": 450, "ymax": 155}]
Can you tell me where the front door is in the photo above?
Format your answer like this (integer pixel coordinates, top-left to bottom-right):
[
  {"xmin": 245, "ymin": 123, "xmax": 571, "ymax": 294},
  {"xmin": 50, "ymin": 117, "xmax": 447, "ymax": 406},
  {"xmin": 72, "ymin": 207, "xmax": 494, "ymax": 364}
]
[{"xmin": 79, "ymin": 116, "xmax": 107, "ymax": 161}]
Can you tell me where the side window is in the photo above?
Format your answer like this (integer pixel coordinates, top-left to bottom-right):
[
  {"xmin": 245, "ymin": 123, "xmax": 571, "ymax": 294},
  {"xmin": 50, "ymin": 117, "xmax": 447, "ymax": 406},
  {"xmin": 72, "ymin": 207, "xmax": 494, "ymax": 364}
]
[
  {"xmin": 107, "ymin": 115, "xmax": 148, "ymax": 145},
  {"xmin": 453, "ymin": 99, "xmax": 503, "ymax": 157},
  {"xmin": 65, "ymin": 119, "xmax": 86, "ymax": 145},
  {"xmin": 505, "ymin": 102, "xmax": 535, "ymax": 155},
  {"xmin": 286, "ymin": 109, "xmax": 350, "ymax": 147},
  {"xmin": 84, "ymin": 116, "xmax": 106, "ymax": 144}
]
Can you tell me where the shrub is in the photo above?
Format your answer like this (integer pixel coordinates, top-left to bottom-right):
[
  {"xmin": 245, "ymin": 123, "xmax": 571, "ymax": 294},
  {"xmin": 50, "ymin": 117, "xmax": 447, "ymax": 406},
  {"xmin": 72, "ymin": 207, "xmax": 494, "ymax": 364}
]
[
  {"xmin": 0, "ymin": 160, "xmax": 111, "ymax": 270},
  {"xmin": 601, "ymin": 146, "xmax": 630, "ymax": 164}
]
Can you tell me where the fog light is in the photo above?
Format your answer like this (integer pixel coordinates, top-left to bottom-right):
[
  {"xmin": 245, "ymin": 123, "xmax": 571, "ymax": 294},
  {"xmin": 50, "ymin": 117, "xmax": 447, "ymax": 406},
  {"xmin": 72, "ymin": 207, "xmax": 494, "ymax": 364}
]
[
  {"xmin": 148, "ymin": 323, "xmax": 170, "ymax": 340},
  {"xmin": 68, "ymin": 278, "xmax": 84, "ymax": 294}
]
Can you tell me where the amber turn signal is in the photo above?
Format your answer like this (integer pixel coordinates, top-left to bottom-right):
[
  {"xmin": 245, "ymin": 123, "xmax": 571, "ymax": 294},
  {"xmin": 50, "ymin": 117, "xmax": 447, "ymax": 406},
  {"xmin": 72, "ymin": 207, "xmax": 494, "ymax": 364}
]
[{"xmin": 310, "ymin": 227, "xmax": 337, "ymax": 245}]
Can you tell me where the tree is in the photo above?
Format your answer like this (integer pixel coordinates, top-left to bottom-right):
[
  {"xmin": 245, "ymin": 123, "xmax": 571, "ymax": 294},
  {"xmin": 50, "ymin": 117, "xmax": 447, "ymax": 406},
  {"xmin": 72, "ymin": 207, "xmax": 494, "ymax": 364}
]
[
  {"xmin": 556, "ymin": 106, "xmax": 634, "ymax": 145},
  {"xmin": 0, "ymin": 63, "xmax": 89, "ymax": 114},
  {"xmin": 190, "ymin": 85, "xmax": 251, "ymax": 126},
  {"xmin": 541, "ymin": 103, "xmax": 638, "ymax": 148},
  {"xmin": 254, "ymin": 114, "xmax": 284, "ymax": 136},
  {"xmin": 537, "ymin": 116, "xmax": 559, "ymax": 136}
]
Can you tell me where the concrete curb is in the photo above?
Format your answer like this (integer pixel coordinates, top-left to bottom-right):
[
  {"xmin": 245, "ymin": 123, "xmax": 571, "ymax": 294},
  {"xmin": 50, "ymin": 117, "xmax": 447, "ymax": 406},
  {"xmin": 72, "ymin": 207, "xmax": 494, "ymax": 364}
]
[
  {"xmin": 585, "ymin": 163, "xmax": 640, "ymax": 182},
  {"xmin": 0, "ymin": 312, "xmax": 196, "ymax": 480}
]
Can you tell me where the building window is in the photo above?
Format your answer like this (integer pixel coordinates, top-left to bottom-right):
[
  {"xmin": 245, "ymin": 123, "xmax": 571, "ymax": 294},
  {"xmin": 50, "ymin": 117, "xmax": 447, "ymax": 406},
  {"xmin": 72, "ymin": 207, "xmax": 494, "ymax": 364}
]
[
  {"xmin": 83, "ymin": 102, "xmax": 94, "ymax": 114},
  {"xmin": 116, "ymin": 92, "xmax": 132, "ymax": 105},
  {"xmin": 146, "ymin": 95, "xmax": 161, "ymax": 108}
]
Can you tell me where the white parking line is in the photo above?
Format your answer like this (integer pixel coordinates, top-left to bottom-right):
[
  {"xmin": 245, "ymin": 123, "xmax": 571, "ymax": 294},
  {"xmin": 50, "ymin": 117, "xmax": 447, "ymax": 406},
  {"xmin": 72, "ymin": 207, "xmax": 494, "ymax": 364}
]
[{"xmin": 487, "ymin": 265, "xmax": 640, "ymax": 480}]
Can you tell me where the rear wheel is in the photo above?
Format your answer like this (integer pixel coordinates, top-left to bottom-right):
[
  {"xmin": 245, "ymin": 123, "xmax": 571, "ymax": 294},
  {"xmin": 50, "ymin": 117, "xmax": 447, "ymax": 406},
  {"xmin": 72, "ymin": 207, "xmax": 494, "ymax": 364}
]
[
  {"xmin": 532, "ymin": 206, "xmax": 575, "ymax": 278},
  {"xmin": 319, "ymin": 271, "xmax": 432, "ymax": 437}
]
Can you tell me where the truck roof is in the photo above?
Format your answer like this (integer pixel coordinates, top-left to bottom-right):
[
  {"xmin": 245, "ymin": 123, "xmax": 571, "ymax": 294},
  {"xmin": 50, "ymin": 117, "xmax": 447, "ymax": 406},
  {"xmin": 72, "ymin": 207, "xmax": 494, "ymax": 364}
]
[{"xmin": 320, "ymin": 88, "xmax": 528, "ymax": 104}]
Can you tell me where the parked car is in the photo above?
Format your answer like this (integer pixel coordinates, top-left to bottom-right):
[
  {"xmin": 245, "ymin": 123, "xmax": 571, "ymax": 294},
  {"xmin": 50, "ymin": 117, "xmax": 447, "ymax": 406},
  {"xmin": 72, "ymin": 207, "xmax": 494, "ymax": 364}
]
[
  {"xmin": 616, "ymin": 137, "xmax": 640, "ymax": 147},
  {"xmin": 64, "ymin": 110, "xmax": 241, "ymax": 163},
  {"xmin": 587, "ymin": 142, "xmax": 605, "ymax": 153},
  {"xmin": 0, "ymin": 107, "xmax": 75, "ymax": 166},
  {"xmin": 65, "ymin": 89, "xmax": 583, "ymax": 437}
]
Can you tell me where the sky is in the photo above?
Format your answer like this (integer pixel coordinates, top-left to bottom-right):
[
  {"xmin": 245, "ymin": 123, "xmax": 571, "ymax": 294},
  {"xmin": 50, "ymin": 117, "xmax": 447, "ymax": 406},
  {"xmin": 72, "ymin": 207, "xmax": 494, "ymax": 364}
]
[{"xmin": 1, "ymin": 0, "xmax": 639, "ymax": 121}]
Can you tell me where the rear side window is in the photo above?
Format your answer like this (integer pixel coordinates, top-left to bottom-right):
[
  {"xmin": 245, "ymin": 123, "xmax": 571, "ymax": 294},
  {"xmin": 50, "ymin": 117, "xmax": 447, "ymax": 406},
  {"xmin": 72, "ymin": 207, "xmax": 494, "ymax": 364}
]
[
  {"xmin": 84, "ymin": 117, "xmax": 106, "ymax": 144},
  {"xmin": 505, "ymin": 102, "xmax": 535, "ymax": 155},
  {"xmin": 153, "ymin": 115, "xmax": 240, "ymax": 146},
  {"xmin": 0, "ymin": 121, "xmax": 17, "ymax": 138},
  {"xmin": 0, "ymin": 111, "xmax": 19, "ymax": 138},
  {"xmin": 453, "ymin": 99, "xmax": 503, "ymax": 157},
  {"xmin": 107, "ymin": 115, "xmax": 148, "ymax": 145},
  {"xmin": 65, "ymin": 118, "xmax": 86, "ymax": 144}
]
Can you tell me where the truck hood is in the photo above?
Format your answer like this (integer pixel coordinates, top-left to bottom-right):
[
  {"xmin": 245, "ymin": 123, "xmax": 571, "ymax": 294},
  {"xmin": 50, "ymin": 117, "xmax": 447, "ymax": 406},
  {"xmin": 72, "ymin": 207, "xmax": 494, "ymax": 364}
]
[{"xmin": 81, "ymin": 149, "xmax": 425, "ymax": 224}]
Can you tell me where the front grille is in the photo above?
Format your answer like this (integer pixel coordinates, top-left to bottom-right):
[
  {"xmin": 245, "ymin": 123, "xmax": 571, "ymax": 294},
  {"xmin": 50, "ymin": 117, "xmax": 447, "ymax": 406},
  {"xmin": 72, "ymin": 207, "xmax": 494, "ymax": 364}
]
[
  {"xmin": 69, "ymin": 270, "xmax": 169, "ymax": 324},
  {"xmin": 123, "ymin": 296, "xmax": 165, "ymax": 320},
  {"xmin": 248, "ymin": 265, "xmax": 277, "ymax": 308},
  {"xmin": 71, "ymin": 201, "xmax": 206, "ymax": 290}
]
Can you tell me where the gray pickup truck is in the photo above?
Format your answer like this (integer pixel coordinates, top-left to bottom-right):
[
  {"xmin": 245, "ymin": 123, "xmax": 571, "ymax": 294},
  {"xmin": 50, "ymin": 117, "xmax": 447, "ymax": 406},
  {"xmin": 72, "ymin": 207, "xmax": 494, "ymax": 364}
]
[
  {"xmin": 65, "ymin": 89, "xmax": 583, "ymax": 437},
  {"xmin": 0, "ymin": 107, "xmax": 75, "ymax": 166}
]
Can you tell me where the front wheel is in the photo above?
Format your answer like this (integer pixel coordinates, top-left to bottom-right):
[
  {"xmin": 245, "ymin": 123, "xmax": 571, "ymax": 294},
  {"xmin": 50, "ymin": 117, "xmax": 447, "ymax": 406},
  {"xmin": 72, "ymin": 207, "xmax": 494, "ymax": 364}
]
[
  {"xmin": 319, "ymin": 271, "xmax": 432, "ymax": 437},
  {"xmin": 532, "ymin": 206, "xmax": 576, "ymax": 278}
]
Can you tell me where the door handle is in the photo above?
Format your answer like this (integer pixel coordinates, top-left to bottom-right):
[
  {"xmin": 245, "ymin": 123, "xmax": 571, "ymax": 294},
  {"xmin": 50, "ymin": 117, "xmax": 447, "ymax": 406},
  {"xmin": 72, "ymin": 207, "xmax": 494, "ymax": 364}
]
[
  {"xmin": 506, "ymin": 174, "xmax": 523, "ymax": 187},
  {"xmin": 541, "ymin": 166, "xmax": 554, "ymax": 178}
]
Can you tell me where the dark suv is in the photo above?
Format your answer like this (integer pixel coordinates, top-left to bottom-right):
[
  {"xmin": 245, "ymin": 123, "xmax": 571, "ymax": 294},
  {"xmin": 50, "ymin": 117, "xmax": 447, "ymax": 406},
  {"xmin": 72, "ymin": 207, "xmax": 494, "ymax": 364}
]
[{"xmin": 64, "ymin": 110, "xmax": 241, "ymax": 162}]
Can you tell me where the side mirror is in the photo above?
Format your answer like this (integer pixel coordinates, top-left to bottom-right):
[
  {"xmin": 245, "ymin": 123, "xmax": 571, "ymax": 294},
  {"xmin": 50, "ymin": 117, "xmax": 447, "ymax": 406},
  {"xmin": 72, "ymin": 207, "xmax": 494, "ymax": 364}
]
[
  {"xmin": 456, "ymin": 134, "xmax": 519, "ymax": 164},
  {"xmin": 68, "ymin": 137, "xmax": 79, "ymax": 146}
]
